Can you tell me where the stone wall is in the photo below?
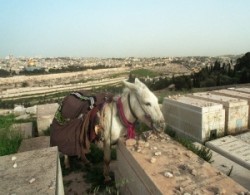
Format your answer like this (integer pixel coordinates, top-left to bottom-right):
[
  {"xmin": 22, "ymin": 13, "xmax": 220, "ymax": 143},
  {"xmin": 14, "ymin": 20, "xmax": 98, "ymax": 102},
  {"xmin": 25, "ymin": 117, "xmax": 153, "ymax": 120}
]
[{"xmin": 114, "ymin": 136, "xmax": 248, "ymax": 195}]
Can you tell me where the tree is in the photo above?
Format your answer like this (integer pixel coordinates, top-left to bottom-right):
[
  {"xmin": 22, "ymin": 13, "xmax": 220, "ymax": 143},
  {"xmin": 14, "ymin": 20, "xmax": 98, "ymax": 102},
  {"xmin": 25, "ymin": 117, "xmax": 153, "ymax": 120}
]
[
  {"xmin": 0, "ymin": 69, "xmax": 10, "ymax": 77},
  {"xmin": 234, "ymin": 52, "xmax": 250, "ymax": 83},
  {"xmin": 235, "ymin": 52, "xmax": 250, "ymax": 71}
]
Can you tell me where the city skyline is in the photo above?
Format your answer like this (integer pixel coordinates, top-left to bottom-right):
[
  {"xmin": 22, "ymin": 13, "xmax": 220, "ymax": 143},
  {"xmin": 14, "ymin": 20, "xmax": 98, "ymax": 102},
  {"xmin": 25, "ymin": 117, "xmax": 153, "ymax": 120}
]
[{"xmin": 1, "ymin": 0, "xmax": 250, "ymax": 58}]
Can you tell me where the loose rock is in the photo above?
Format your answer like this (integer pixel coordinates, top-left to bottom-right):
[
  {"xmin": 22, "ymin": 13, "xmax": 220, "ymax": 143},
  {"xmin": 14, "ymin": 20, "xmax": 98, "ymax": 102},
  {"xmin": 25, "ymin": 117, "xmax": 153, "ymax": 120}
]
[
  {"xmin": 191, "ymin": 169, "xmax": 197, "ymax": 176},
  {"xmin": 164, "ymin": 171, "xmax": 173, "ymax": 178},
  {"xmin": 11, "ymin": 156, "xmax": 17, "ymax": 161},
  {"xmin": 154, "ymin": 151, "xmax": 162, "ymax": 156},
  {"xmin": 144, "ymin": 142, "xmax": 150, "ymax": 147},
  {"xmin": 137, "ymin": 140, "xmax": 145, "ymax": 147},
  {"xmin": 13, "ymin": 162, "xmax": 17, "ymax": 168},
  {"xmin": 29, "ymin": 178, "xmax": 36, "ymax": 184},
  {"xmin": 150, "ymin": 157, "xmax": 156, "ymax": 163},
  {"xmin": 125, "ymin": 139, "xmax": 136, "ymax": 146}
]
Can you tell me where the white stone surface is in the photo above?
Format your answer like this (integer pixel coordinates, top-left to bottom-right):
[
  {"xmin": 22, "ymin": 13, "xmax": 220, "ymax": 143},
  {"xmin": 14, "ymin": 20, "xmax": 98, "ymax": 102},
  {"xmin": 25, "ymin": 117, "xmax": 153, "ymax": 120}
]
[
  {"xmin": 11, "ymin": 122, "xmax": 33, "ymax": 138},
  {"xmin": 235, "ymin": 131, "xmax": 250, "ymax": 144},
  {"xmin": 205, "ymin": 135, "xmax": 250, "ymax": 170},
  {"xmin": 0, "ymin": 147, "xmax": 64, "ymax": 195},
  {"xmin": 36, "ymin": 103, "xmax": 59, "ymax": 135},
  {"xmin": 194, "ymin": 142, "xmax": 250, "ymax": 190},
  {"xmin": 189, "ymin": 92, "xmax": 248, "ymax": 107},
  {"xmin": 25, "ymin": 105, "xmax": 37, "ymax": 115},
  {"xmin": 188, "ymin": 92, "xmax": 249, "ymax": 134},
  {"xmin": 15, "ymin": 113, "xmax": 30, "ymax": 120},
  {"xmin": 18, "ymin": 136, "xmax": 50, "ymax": 153},
  {"xmin": 230, "ymin": 87, "xmax": 250, "ymax": 94},
  {"xmin": 212, "ymin": 89, "xmax": 250, "ymax": 128},
  {"xmin": 115, "ymin": 138, "xmax": 248, "ymax": 195},
  {"xmin": 13, "ymin": 105, "xmax": 26, "ymax": 116},
  {"xmin": 163, "ymin": 96, "xmax": 225, "ymax": 142}
]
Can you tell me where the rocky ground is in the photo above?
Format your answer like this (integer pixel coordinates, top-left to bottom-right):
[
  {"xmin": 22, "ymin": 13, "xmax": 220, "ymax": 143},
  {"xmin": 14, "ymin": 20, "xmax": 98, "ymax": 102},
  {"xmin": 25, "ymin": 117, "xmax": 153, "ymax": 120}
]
[{"xmin": 63, "ymin": 172, "xmax": 91, "ymax": 195}]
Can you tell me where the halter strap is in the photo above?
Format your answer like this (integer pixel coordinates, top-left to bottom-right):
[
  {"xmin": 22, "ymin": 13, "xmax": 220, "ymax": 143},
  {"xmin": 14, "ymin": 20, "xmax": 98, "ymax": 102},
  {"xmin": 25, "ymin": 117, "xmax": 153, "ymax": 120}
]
[
  {"xmin": 128, "ymin": 93, "xmax": 138, "ymax": 121},
  {"xmin": 135, "ymin": 95, "xmax": 152, "ymax": 122},
  {"xmin": 117, "ymin": 97, "xmax": 135, "ymax": 139}
]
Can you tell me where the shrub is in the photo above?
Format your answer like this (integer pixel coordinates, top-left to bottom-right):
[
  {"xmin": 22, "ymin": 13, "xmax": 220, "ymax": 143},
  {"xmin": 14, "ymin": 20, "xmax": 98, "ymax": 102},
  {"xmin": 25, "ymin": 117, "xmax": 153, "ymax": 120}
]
[
  {"xmin": 165, "ymin": 126, "xmax": 213, "ymax": 163},
  {"xmin": 0, "ymin": 114, "xmax": 23, "ymax": 156}
]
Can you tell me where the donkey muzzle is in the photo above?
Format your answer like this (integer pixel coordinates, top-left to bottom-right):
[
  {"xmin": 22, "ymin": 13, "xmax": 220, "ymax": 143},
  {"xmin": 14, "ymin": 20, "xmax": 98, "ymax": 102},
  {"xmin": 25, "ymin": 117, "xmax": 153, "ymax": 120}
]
[{"xmin": 152, "ymin": 120, "xmax": 165, "ymax": 133}]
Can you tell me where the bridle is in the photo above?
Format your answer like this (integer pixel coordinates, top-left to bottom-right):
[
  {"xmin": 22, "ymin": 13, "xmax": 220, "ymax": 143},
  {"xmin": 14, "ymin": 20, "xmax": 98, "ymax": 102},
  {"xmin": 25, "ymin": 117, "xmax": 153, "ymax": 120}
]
[
  {"xmin": 116, "ymin": 92, "xmax": 154, "ymax": 138},
  {"xmin": 117, "ymin": 95, "xmax": 136, "ymax": 138},
  {"xmin": 133, "ymin": 93, "xmax": 153, "ymax": 123},
  {"xmin": 127, "ymin": 93, "xmax": 138, "ymax": 121}
]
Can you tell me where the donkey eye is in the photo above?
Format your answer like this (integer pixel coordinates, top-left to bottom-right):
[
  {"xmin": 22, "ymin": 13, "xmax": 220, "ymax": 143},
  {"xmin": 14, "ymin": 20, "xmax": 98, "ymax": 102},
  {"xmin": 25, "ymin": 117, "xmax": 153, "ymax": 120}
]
[{"xmin": 145, "ymin": 102, "xmax": 151, "ymax": 106}]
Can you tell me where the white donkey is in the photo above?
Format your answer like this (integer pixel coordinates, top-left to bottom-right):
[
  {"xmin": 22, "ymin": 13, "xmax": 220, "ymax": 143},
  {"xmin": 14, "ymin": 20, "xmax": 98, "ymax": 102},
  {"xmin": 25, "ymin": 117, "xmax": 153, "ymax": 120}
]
[{"xmin": 99, "ymin": 78, "xmax": 165, "ymax": 182}]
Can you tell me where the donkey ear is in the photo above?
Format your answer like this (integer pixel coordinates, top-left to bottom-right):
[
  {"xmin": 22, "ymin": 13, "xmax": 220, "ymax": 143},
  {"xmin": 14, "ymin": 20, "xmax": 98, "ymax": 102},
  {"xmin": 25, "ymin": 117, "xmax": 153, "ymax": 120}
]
[
  {"xmin": 135, "ymin": 78, "xmax": 146, "ymax": 88},
  {"xmin": 123, "ymin": 80, "xmax": 138, "ymax": 91}
]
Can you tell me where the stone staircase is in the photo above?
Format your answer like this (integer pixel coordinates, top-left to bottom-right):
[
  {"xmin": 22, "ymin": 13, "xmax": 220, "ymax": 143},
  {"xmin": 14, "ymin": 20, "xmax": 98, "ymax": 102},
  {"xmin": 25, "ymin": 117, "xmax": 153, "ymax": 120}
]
[{"xmin": 0, "ymin": 103, "xmax": 64, "ymax": 195}]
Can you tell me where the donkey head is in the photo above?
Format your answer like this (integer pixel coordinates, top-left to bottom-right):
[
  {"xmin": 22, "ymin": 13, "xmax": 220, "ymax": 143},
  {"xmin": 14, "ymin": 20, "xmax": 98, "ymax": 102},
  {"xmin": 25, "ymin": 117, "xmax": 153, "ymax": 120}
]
[{"xmin": 123, "ymin": 78, "xmax": 165, "ymax": 132}]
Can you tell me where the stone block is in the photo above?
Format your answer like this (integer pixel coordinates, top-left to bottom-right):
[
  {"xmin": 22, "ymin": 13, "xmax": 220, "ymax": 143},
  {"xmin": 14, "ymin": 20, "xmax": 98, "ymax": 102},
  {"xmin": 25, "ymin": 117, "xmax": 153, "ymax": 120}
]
[
  {"xmin": 194, "ymin": 142, "xmax": 250, "ymax": 190},
  {"xmin": 212, "ymin": 89, "xmax": 250, "ymax": 128},
  {"xmin": 13, "ymin": 105, "xmax": 26, "ymax": 116},
  {"xmin": 25, "ymin": 105, "xmax": 37, "ymax": 115},
  {"xmin": 162, "ymin": 96, "xmax": 225, "ymax": 142},
  {"xmin": 18, "ymin": 136, "xmax": 50, "ymax": 153},
  {"xmin": 115, "ymin": 138, "xmax": 248, "ymax": 194},
  {"xmin": 11, "ymin": 122, "xmax": 33, "ymax": 138},
  {"xmin": 15, "ymin": 114, "xmax": 30, "ymax": 120},
  {"xmin": 235, "ymin": 131, "xmax": 250, "ymax": 144},
  {"xmin": 37, "ymin": 103, "xmax": 59, "ymax": 135},
  {"xmin": 116, "ymin": 140, "xmax": 162, "ymax": 195},
  {"xmin": 0, "ymin": 146, "xmax": 64, "ymax": 195},
  {"xmin": 188, "ymin": 92, "xmax": 249, "ymax": 134},
  {"xmin": 230, "ymin": 87, "xmax": 250, "ymax": 94},
  {"xmin": 205, "ymin": 135, "xmax": 250, "ymax": 170}
]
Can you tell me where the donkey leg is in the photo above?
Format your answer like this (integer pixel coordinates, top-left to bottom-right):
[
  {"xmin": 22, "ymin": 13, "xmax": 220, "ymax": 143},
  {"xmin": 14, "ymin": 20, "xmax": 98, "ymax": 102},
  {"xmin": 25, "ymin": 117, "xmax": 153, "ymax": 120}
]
[
  {"xmin": 64, "ymin": 155, "xmax": 70, "ymax": 169},
  {"xmin": 103, "ymin": 140, "xmax": 111, "ymax": 182},
  {"xmin": 80, "ymin": 150, "xmax": 90, "ymax": 165}
]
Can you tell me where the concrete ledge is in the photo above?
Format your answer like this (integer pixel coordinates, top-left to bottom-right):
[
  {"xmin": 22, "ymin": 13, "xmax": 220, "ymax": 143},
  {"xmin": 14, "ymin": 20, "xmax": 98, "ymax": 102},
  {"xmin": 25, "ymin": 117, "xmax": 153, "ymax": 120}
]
[
  {"xmin": 115, "ymin": 137, "xmax": 248, "ymax": 195},
  {"xmin": 116, "ymin": 140, "xmax": 161, "ymax": 195},
  {"xmin": 0, "ymin": 146, "xmax": 64, "ymax": 195},
  {"xmin": 18, "ymin": 136, "xmax": 50, "ymax": 153},
  {"xmin": 37, "ymin": 103, "xmax": 58, "ymax": 135},
  {"xmin": 206, "ymin": 135, "xmax": 250, "ymax": 170},
  {"xmin": 194, "ymin": 142, "xmax": 250, "ymax": 190},
  {"xmin": 11, "ymin": 122, "xmax": 33, "ymax": 139}
]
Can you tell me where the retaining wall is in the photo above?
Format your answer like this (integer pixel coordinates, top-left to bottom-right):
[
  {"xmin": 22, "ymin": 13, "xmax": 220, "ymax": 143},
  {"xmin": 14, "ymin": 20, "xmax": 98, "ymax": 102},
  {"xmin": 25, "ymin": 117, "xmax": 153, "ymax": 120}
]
[{"xmin": 114, "ymin": 137, "xmax": 248, "ymax": 195}]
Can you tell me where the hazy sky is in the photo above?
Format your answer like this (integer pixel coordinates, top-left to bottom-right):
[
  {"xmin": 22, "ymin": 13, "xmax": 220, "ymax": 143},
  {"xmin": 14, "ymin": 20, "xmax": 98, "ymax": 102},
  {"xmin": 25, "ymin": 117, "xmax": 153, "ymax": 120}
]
[{"xmin": 1, "ymin": 0, "xmax": 250, "ymax": 58}]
